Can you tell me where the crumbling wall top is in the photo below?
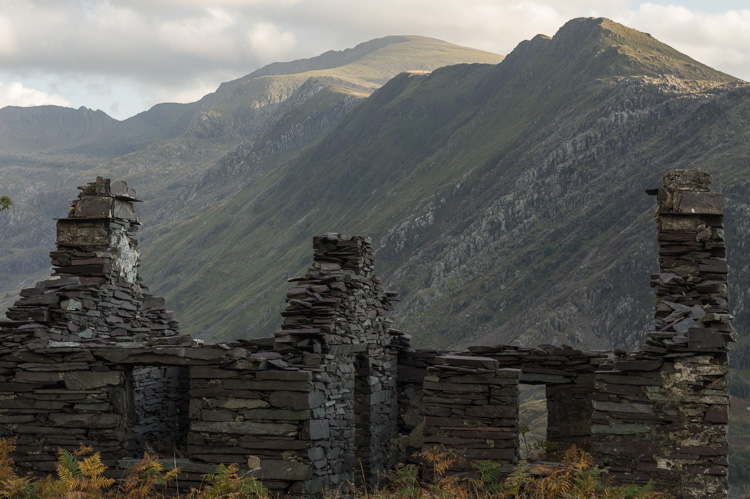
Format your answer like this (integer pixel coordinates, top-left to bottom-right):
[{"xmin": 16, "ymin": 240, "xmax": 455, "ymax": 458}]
[
  {"xmin": 64, "ymin": 177, "xmax": 141, "ymax": 223},
  {"xmin": 660, "ymin": 168, "xmax": 712, "ymax": 191},
  {"xmin": 312, "ymin": 233, "xmax": 374, "ymax": 276}
]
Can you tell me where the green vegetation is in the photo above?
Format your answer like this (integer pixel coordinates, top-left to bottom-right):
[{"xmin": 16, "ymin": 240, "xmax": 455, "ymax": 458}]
[
  {"xmin": 328, "ymin": 446, "xmax": 664, "ymax": 498},
  {"xmin": 0, "ymin": 437, "xmax": 267, "ymax": 498},
  {"xmin": 0, "ymin": 34, "xmax": 502, "ymax": 326},
  {"xmin": 0, "ymin": 438, "xmax": 663, "ymax": 499},
  {"xmin": 0, "ymin": 196, "xmax": 10, "ymax": 210}
]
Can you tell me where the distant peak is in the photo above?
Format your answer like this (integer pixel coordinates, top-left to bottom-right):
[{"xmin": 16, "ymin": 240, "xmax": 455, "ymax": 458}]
[
  {"xmin": 216, "ymin": 35, "xmax": 503, "ymax": 93},
  {"xmin": 504, "ymin": 16, "xmax": 738, "ymax": 84},
  {"xmin": 241, "ymin": 36, "xmax": 417, "ymax": 80}
]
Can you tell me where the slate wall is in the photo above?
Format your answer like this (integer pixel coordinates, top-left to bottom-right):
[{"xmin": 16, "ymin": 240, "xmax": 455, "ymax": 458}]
[
  {"xmin": 591, "ymin": 169, "xmax": 732, "ymax": 498},
  {"xmin": 273, "ymin": 233, "xmax": 404, "ymax": 492},
  {"xmin": 0, "ymin": 172, "xmax": 735, "ymax": 498},
  {"xmin": 0, "ymin": 178, "xmax": 187, "ymax": 475},
  {"xmin": 397, "ymin": 344, "xmax": 610, "ymax": 465},
  {"xmin": 187, "ymin": 360, "xmax": 317, "ymax": 497},
  {"xmin": 396, "ymin": 348, "xmax": 438, "ymax": 462},
  {"xmin": 1, "ymin": 209, "xmax": 404, "ymax": 498},
  {"xmin": 420, "ymin": 355, "xmax": 520, "ymax": 478},
  {"xmin": 132, "ymin": 365, "xmax": 189, "ymax": 453},
  {"xmin": 465, "ymin": 344, "xmax": 610, "ymax": 459},
  {"xmin": 0, "ymin": 347, "xmax": 134, "ymax": 475}
]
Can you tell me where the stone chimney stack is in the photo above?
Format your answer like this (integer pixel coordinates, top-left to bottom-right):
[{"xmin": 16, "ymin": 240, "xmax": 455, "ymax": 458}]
[
  {"xmin": 53, "ymin": 177, "xmax": 143, "ymax": 293},
  {"xmin": 649, "ymin": 168, "xmax": 735, "ymax": 347},
  {"xmin": 1, "ymin": 178, "xmax": 181, "ymax": 347}
]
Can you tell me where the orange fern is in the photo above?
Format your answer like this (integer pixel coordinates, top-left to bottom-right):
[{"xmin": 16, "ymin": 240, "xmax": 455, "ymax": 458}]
[{"xmin": 120, "ymin": 452, "xmax": 180, "ymax": 499}]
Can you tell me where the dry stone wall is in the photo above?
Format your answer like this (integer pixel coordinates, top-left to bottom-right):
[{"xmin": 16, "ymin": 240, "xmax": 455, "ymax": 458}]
[
  {"xmin": 0, "ymin": 178, "xmax": 188, "ymax": 475},
  {"xmin": 0, "ymin": 213, "xmax": 406, "ymax": 498},
  {"xmin": 0, "ymin": 171, "xmax": 735, "ymax": 498},
  {"xmin": 187, "ymin": 357, "xmax": 317, "ymax": 496},
  {"xmin": 0, "ymin": 346, "xmax": 133, "ymax": 475},
  {"xmin": 132, "ymin": 365, "xmax": 189, "ymax": 453},
  {"xmin": 274, "ymin": 233, "xmax": 404, "ymax": 492},
  {"xmin": 396, "ymin": 348, "xmax": 437, "ymax": 461},
  {"xmin": 397, "ymin": 344, "xmax": 610, "ymax": 464},
  {"xmin": 421, "ymin": 355, "xmax": 520, "ymax": 477}
]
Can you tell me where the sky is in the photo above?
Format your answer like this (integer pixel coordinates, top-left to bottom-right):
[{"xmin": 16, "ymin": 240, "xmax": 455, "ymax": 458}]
[{"xmin": 0, "ymin": 1, "xmax": 748, "ymax": 120}]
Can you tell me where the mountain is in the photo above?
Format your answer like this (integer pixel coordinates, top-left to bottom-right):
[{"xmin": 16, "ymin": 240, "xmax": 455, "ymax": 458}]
[
  {"xmin": 0, "ymin": 105, "xmax": 117, "ymax": 153},
  {"xmin": 3, "ymin": 19, "xmax": 750, "ymax": 365},
  {"xmin": 0, "ymin": 35, "xmax": 503, "ymax": 318},
  {"xmin": 136, "ymin": 18, "xmax": 750, "ymax": 361}
]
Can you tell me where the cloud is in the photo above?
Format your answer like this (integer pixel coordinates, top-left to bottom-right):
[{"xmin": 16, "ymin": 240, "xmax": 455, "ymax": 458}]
[
  {"xmin": 0, "ymin": 0, "xmax": 748, "ymax": 120},
  {"xmin": 246, "ymin": 22, "xmax": 297, "ymax": 64},
  {"xmin": 0, "ymin": 81, "xmax": 70, "ymax": 108},
  {"xmin": 157, "ymin": 8, "xmax": 239, "ymax": 59},
  {"xmin": 613, "ymin": 4, "xmax": 750, "ymax": 79}
]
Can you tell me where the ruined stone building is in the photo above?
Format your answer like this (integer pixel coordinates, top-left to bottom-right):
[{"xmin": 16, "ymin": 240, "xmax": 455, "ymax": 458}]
[{"xmin": 0, "ymin": 171, "xmax": 733, "ymax": 498}]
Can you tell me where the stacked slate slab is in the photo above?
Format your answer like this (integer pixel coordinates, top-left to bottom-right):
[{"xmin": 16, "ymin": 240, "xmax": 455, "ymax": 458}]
[
  {"xmin": 187, "ymin": 354, "xmax": 317, "ymax": 496},
  {"xmin": 131, "ymin": 365, "xmax": 189, "ymax": 453},
  {"xmin": 396, "ymin": 348, "xmax": 438, "ymax": 462},
  {"xmin": 274, "ymin": 233, "xmax": 404, "ymax": 493},
  {"xmin": 591, "ymin": 169, "xmax": 732, "ymax": 498},
  {"xmin": 650, "ymin": 169, "xmax": 733, "ymax": 344},
  {"xmin": 397, "ymin": 345, "xmax": 611, "ymax": 464},
  {"xmin": 466, "ymin": 344, "xmax": 611, "ymax": 459},
  {"xmin": 0, "ymin": 344, "xmax": 134, "ymax": 475},
  {"xmin": 420, "ymin": 354, "xmax": 520, "ymax": 478}
]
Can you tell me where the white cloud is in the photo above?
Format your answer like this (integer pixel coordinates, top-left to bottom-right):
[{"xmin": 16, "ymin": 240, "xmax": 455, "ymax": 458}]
[
  {"xmin": 613, "ymin": 3, "xmax": 750, "ymax": 79},
  {"xmin": 0, "ymin": 0, "xmax": 749, "ymax": 119},
  {"xmin": 0, "ymin": 81, "xmax": 70, "ymax": 108},
  {"xmin": 158, "ymin": 8, "xmax": 239, "ymax": 59},
  {"xmin": 246, "ymin": 22, "xmax": 297, "ymax": 64}
]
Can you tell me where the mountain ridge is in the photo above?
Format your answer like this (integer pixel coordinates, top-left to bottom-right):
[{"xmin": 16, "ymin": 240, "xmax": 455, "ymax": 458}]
[
  {"xmin": 2, "ymin": 18, "xmax": 749, "ymax": 358},
  {"xmin": 136, "ymin": 18, "xmax": 750, "ymax": 352},
  {"xmin": 0, "ymin": 35, "xmax": 505, "ymax": 322}
]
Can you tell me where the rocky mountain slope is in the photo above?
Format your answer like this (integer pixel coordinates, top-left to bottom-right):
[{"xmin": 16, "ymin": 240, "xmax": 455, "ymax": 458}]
[
  {"xmin": 2, "ymin": 20, "xmax": 749, "ymax": 366},
  {"xmin": 0, "ymin": 35, "xmax": 502, "ymax": 314},
  {"xmin": 137, "ymin": 19, "xmax": 750, "ymax": 362}
]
